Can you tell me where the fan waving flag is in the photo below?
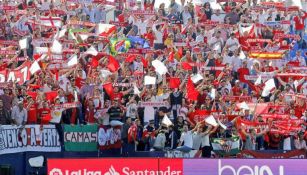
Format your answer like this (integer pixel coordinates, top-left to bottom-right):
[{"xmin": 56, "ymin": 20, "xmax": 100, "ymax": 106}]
[
  {"xmin": 96, "ymin": 24, "xmax": 116, "ymax": 37},
  {"xmin": 107, "ymin": 55, "xmax": 120, "ymax": 72},
  {"xmin": 169, "ymin": 77, "xmax": 181, "ymax": 89},
  {"xmin": 186, "ymin": 78, "xmax": 199, "ymax": 100}
]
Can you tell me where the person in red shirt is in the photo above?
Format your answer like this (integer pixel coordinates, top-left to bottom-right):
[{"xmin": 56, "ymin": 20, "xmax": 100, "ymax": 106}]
[
  {"xmin": 231, "ymin": 80, "xmax": 242, "ymax": 96},
  {"xmin": 38, "ymin": 101, "xmax": 52, "ymax": 125},
  {"xmin": 237, "ymin": 61, "xmax": 250, "ymax": 83},
  {"xmin": 25, "ymin": 96, "xmax": 38, "ymax": 124},
  {"xmin": 85, "ymin": 99, "xmax": 96, "ymax": 124},
  {"xmin": 293, "ymin": 10, "xmax": 307, "ymax": 48}
]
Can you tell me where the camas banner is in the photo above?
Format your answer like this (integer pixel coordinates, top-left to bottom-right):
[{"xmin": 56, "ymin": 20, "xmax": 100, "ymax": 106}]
[
  {"xmin": 64, "ymin": 124, "xmax": 98, "ymax": 151},
  {"xmin": 98, "ymin": 125, "xmax": 121, "ymax": 150},
  {"xmin": 212, "ymin": 136, "xmax": 240, "ymax": 156},
  {"xmin": 0, "ymin": 125, "xmax": 61, "ymax": 155}
]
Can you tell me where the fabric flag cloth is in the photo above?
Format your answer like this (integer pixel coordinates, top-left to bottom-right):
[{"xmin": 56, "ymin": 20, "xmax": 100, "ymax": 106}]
[
  {"xmin": 133, "ymin": 84, "xmax": 141, "ymax": 96},
  {"xmin": 182, "ymin": 62, "xmax": 193, "ymax": 70},
  {"xmin": 127, "ymin": 36, "xmax": 150, "ymax": 49},
  {"xmin": 162, "ymin": 114, "xmax": 173, "ymax": 126},
  {"xmin": 218, "ymin": 119, "xmax": 227, "ymax": 130},
  {"xmin": 98, "ymin": 125, "xmax": 122, "ymax": 150},
  {"xmin": 186, "ymin": 78, "xmax": 199, "ymax": 100},
  {"xmin": 191, "ymin": 73, "xmax": 203, "ymax": 83},
  {"xmin": 100, "ymin": 69, "xmax": 112, "ymax": 78},
  {"xmin": 212, "ymin": 136, "xmax": 240, "ymax": 156},
  {"xmin": 152, "ymin": 60, "xmax": 168, "ymax": 75},
  {"xmin": 19, "ymin": 37, "xmax": 28, "ymax": 49},
  {"xmin": 91, "ymin": 57, "xmax": 99, "ymax": 68},
  {"xmin": 51, "ymin": 40, "xmax": 62, "ymax": 54},
  {"xmin": 255, "ymin": 75, "xmax": 262, "ymax": 85},
  {"xmin": 239, "ymin": 102, "xmax": 250, "ymax": 110},
  {"xmin": 40, "ymin": 17, "xmax": 62, "ymax": 28},
  {"xmin": 107, "ymin": 55, "xmax": 120, "ymax": 72},
  {"xmin": 261, "ymin": 78, "xmax": 276, "ymax": 97},
  {"xmin": 169, "ymin": 77, "xmax": 181, "ymax": 89},
  {"xmin": 29, "ymin": 61, "xmax": 41, "ymax": 74},
  {"xmin": 210, "ymin": 88, "xmax": 216, "ymax": 99},
  {"xmin": 205, "ymin": 115, "xmax": 218, "ymax": 127},
  {"xmin": 103, "ymin": 83, "xmax": 114, "ymax": 97},
  {"xmin": 168, "ymin": 52, "xmax": 174, "ymax": 62},
  {"xmin": 96, "ymin": 24, "xmax": 116, "ymax": 37},
  {"xmin": 144, "ymin": 76, "xmax": 156, "ymax": 85},
  {"xmin": 85, "ymin": 46, "xmax": 98, "ymax": 56},
  {"xmin": 45, "ymin": 91, "xmax": 58, "ymax": 101},
  {"xmin": 141, "ymin": 57, "xmax": 148, "ymax": 68},
  {"xmin": 67, "ymin": 55, "xmax": 78, "ymax": 67},
  {"xmin": 125, "ymin": 55, "xmax": 137, "ymax": 63},
  {"xmin": 64, "ymin": 124, "xmax": 98, "ymax": 151},
  {"xmin": 54, "ymin": 28, "xmax": 67, "ymax": 39}
]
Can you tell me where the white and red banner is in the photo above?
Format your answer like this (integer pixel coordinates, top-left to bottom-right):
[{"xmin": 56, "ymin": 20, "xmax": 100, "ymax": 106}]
[
  {"xmin": 0, "ymin": 61, "xmax": 31, "ymax": 84},
  {"xmin": 0, "ymin": 125, "xmax": 61, "ymax": 155}
]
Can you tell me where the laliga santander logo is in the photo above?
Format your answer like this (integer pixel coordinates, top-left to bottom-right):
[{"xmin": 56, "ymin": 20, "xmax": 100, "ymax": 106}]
[
  {"xmin": 50, "ymin": 168, "xmax": 63, "ymax": 175},
  {"xmin": 104, "ymin": 166, "xmax": 120, "ymax": 175},
  {"xmin": 218, "ymin": 160, "xmax": 284, "ymax": 175}
]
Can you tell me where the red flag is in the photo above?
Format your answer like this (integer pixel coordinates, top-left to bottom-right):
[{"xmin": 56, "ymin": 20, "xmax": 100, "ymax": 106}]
[
  {"xmin": 103, "ymin": 83, "xmax": 114, "ymax": 97},
  {"xmin": 169, "ymin": 77, "xmax": 181, "ymax": 89},
  {"xmin": 125, "ymin": 55, "xmax": 137, "ymax": 63},
  {"xmin": 178, "ymin": 47, "xmax": 183, "ymax": 58},
  {"xmin": 186, "ymin": 78, "xmax": 199, "ymax": 100},
  {"xmin": 182, "ymin": 62, "xmax": 193, "ymax": 70},
  {"xmin": 45, "ymin": 91, "xmax": 58, "ymax": 101},
  {"xmin": 107, "ymin": 55, "xmax": 120, "ymax": 72},
  {"xmin": 33, "ymin": 54, "xmax": 42, "ymax": 60},
  {"xmin": 141, "ymin": 57, "xmax": 148, "ymax": 68},
  {"xmin": 168, "ymin": 52, "xmax": 174, "ymax": 62},
  {"xmin": 91, "ymin": 57, "xmax": 99, "ymax": 68},
  {"xmin": 27, "ymin": 91, "xmax": 38, "ymax": 99}
]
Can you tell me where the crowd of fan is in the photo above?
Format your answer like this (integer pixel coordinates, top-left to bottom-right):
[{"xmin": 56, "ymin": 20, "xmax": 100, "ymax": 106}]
[{"xmin": 0, "ymin": 0, "xmax": 306, "ymax": 157}]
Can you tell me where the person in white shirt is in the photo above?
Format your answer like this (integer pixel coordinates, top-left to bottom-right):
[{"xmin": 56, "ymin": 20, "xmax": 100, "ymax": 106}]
[
  {"xmin": 11, "ymin": 101, "xmax": 27, "ymax": 125},
  {"xmin": 209, "ymin": 31, "xmax": 224, "ymax": 53},
  {"xmin": 225, "ymin": 33, "xmax": 240, "ymax": 52},
  {"xmin": 292, "ymin": 50, "xmax": 306, "ymax": 66},
  {"xmin": 211, "ymin": 9, "xmax": 225, "ymax": 24},
  {"xmin": 181, "ymin": 6, "xmax": 192, "ymax": 25},
  {"xmin": 196, "ymin": 29, "xmax": 205, "ymax": 43},
  {"xmin": 177, "ymin": 124, "xmax": 193, "ymax": 152},
  {"xmin": 152, "ymin": 22, "xmax": 165, "ymax": 49},
  {"xmin": 295, "ymin": 132, "xmax": 307, "ymax": 150}
]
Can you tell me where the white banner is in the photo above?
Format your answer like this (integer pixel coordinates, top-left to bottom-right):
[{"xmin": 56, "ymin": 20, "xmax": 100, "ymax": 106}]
[{"xmin": 0, "ymin": 125, "xmax": 61, "ymax": 155}]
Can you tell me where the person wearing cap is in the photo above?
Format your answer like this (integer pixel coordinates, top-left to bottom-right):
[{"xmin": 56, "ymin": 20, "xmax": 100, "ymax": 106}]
[{"xmin": 11, "ymin": 100, "xmax": 27, "ymax": 125}]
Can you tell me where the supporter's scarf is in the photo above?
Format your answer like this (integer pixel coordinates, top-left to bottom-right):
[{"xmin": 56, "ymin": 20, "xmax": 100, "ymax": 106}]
[
  {"xmin": 222, "ymin": 96, "xmax": 252, "ymax": 102},
  {"xmin": 0, "ymin": 40, "xmax": 18, "ymax": 46},
  {"xmin": 138, "ymin": 102, "xmax": 168, "ymax": 107},
  {"xmin": 249, "ymin": 52, "xmax": 284, "ymax": 59}
]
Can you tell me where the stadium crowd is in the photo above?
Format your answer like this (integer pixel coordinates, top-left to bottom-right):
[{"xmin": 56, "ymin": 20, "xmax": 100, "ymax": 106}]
[{"xmin": 0, "ymin": 0, "xmax": 306, "ymax": 157}]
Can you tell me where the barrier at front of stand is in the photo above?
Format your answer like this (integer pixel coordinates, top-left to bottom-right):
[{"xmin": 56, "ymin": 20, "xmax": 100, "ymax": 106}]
[{"xmin": 48, "ymin": 158, "xmax": 307, "ymax": 175}]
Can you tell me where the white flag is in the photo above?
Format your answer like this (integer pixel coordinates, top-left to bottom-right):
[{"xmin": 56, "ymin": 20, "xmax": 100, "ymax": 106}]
[
  {"xmin": 144, "ymin": 76, "xmax": 156, "ymax": 85},
  {"xmin": 51, "ymin": 40, "xmax": 62, "ymax": 54},
  {"xmin": 239, "ymin": 51, "xmax": 246, "ymax": 60},
  {"xmin": 85, "ymin": 46, "xmax": 98, "ymax": 56},
  {"xmin": 162, "ymin": 114, "xmax": 173, "ymax": 126},
  {"xmin": 100, "ymin": 69, "xmax": 112, "ymax": 78},
  {"xmin": 239, "ymin": 102, "xmax": 250, "ymax": 110},
  {"xmin": 255, "ymin": 75, "xmax": 262, "ymax": 85},
  {"xmin": 217, "ymin": 118, "xmax": 227, "ymax": 130},
  {"xmin": 79, "ymin": 34, "xmax": 89, "ymax": 41},
  {"xmin": 35, "ymin": 47, "xmax": 48, "ymax": 54},
  {"xmin": 133, "ymin": 84, "xmax": 141, "ymax": 96},
  {"xmin": 19, "ymin": 38, "xmax": 28, "ymax": 49},
  {"xmin": 151, "ymin": 60, "xmax": 167, "ymax": 75},
  {"xmin": 67, "ymin": 55, "xmax": 78, "ymax": 66},
  {"xmin": 210, "ymin": 88, "xmax": 216, "ymax": 99},
  {"xmin": 54, "ymin": 28, "xmax": 67, "ymax": 39},
  {"xmin": 261, "ymin": 78, "xmax": 275, "ymax": 97},
  {"xmin": 205, "ymin": 115, "xmax": 218, "ymax": 127},
  {"xmin": 29, "ymin": 61, "xmax": 41, "ymax": 74},
  {"xmin": 191, "ymin": 74, "xmax": 203, "ymax": 83}
]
